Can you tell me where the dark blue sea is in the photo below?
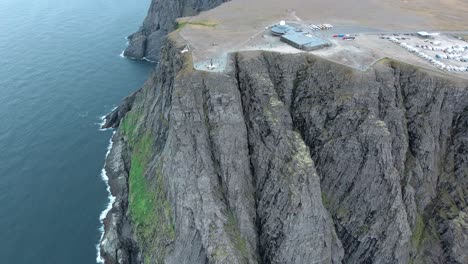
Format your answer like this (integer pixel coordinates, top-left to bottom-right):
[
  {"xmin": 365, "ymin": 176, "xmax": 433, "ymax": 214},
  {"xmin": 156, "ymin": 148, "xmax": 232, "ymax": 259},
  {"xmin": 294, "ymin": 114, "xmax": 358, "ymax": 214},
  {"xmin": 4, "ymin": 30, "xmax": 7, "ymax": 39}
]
[{"xmin": 0, "ymin": 0, "xmax": 152, "ymax": 263}]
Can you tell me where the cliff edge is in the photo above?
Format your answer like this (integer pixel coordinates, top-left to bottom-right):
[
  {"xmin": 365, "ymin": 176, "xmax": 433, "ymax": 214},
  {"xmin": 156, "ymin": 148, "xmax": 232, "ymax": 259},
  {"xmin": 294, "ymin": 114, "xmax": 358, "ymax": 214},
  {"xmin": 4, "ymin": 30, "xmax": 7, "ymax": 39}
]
[
  {"xmin": 123, "ymin": 0, "xmax": 228, "ymax": 61},
  {"xmin": 100, "ymin": 30, "xmax": 468, "ymax": 263},
  {"xmin": 101, "ymin": 0, "xmax": 468, "ymax": 263}
]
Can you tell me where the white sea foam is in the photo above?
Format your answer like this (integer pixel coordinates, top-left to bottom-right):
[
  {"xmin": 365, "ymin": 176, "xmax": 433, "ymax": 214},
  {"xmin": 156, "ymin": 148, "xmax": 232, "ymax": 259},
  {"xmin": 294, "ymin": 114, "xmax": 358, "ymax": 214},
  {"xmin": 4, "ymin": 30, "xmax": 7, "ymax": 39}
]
[
  {"xmin": 142, "ymin": 57, "xmax": 156, "ymax": 63},
  {"xmin": 123, "ymin": 55, "xmax": 138, "ymax": 61},
  {"xmin": 96, "ymin": 131, "xmax": 117, "ymax": 263},
  {"xmin": 98, "ymin": 118, "xmax": 110, "ymax": 131},
  {"xmin": 119, "ymin": 48, "xmax": 156, "ymax": 63},
  {"xmin": 120, "ymin": 35, "xmax": 130, "ymax": 57},
  {"xmin": 98, "ymin": 107, "xmax": 118, "ymax": 131}
]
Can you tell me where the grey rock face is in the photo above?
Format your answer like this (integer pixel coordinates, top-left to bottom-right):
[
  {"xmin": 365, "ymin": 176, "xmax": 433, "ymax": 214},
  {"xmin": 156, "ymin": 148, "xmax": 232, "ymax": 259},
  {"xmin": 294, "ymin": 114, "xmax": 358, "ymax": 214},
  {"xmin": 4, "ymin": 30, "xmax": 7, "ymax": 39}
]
[
  {"xmin": 445, "ymin": 210, "xmax": 468, "ymax": 263},
  {"xmin": 233, "ymin": 52, "xmax": 344, "ymax": 264},
  {"xmin": 102, "ymin": 90, "xmax": 141, "ymax": 129},
  {"xmin": 123, "ymin": 0, "xmax": 228, "ymax": 61},
  {"xmin": 124, "ymin": 32, "xmax": 147, "ymax": 60},
  {"xmin": 101, "ymin": 35, "xmax": 468, "ymax": 263}
]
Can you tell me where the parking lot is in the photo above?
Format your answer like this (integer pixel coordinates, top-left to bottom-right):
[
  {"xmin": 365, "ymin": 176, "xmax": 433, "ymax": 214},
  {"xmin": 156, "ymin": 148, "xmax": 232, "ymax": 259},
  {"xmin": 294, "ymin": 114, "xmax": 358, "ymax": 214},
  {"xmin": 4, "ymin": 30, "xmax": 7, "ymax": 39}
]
[{"xmin": 381, "ymin": 33, "xmax": 468, "ymax": 72}]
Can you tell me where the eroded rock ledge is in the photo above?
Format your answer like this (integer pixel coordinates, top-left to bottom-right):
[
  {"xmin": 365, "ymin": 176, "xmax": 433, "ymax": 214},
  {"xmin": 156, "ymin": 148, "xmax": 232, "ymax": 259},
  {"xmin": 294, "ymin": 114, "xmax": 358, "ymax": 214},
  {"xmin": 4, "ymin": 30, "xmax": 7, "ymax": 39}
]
[{"xmin": 100, "ymin": 32, "xmax": 468, "ymax": 264}]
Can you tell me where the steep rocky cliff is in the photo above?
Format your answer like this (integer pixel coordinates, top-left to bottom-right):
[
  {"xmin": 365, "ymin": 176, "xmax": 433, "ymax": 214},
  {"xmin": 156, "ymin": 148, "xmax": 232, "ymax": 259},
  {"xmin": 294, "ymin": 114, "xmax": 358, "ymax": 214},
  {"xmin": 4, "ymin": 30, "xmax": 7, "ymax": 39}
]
[
  {"xmin": 123, "ymin": 0, "xmax": 228, "ymax": 61},
  {"xmin": 100, "ymin": 31, "xmax": 468, "ymax": 263}
]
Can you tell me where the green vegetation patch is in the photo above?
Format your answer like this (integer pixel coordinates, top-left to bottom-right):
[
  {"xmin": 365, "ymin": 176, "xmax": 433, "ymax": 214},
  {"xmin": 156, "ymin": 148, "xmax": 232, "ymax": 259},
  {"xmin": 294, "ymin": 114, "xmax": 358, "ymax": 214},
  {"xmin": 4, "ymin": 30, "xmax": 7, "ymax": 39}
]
[
  {"xmin": 336, "ymin": 92, "xmax": 353, "ymax": 103},
  {"xmin": 411, "ymin": 214, "xmax": 425, "ymax": 248},
  {"xmin": 336, "ymin": 207, "xmax": 349, "ymax": 219},
  {"xmin": 124, "ymin": 113, "xmax": 175, "ymax": 262},
  {"xmin": 212, "ymin": 247, "xmax": 229, "ymax": 262},
  {"xmin": 225, "ymin": 211, "xmax": 249, "ymax": 260},
  {"xmin": 120, "ymin": 111, "xmax": 139, "ymax": 144},
  {"xmin": 321, "ymin": 192, "xmax": 330, "ymax": 210},
  {"xmin": 438, "ymin": 188, "xmax": 461, "ymax": 220},
  {"xmin": 129, "ymin": 133, "xmax": 155, "ymax": 239},
  {"xmin": 358, "ymin": 224, "xmax": 370, "ymax": 236},
  {"xmin": 176, "ymin": 20, "xmax": 218, "ymax": 30}
]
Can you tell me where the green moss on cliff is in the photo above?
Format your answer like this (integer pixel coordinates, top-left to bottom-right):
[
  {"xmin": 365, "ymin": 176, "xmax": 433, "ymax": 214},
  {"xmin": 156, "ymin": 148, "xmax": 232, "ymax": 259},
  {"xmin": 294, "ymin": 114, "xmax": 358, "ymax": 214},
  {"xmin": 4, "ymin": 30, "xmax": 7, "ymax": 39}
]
[
  {"xmin": 122, "ymin": 111, "xmax": 175, "ymax": 263},
  {"xmin": 120, "ymin": 111, "xmax": 139, "ymax": 144},
  {"xmin": 225, "ymin": 211, "xmax": 249, "ymax": 259},
  {"xmin": 129, "ymin": 132, "xmax": 155, "ymax": 240},
  {"xmin": 128, "ymin": 134, "xmax": 176, "ymax": 262},
  {"xmin": 321, "ymin": 192, "xmax": 330, "ymax": 210},
  {"xmin": 212, "ymin": 247, "xmax": 229, "ymax": 261},
  {"xmin": 438, "ymin": 189, "xmax": 461, "ymax": 220},
  {"xmin": 411, "ymin": 214, "xmax": 425, "ymax": 248}
]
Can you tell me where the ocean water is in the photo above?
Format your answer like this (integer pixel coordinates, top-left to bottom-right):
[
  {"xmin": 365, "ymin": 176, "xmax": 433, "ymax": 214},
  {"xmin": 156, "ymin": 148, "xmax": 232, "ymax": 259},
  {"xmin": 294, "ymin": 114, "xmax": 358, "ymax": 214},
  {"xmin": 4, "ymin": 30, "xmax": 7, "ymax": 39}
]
[{"xmin": 0, "ymin": 0, "xmax": 152, "ymax": 263}]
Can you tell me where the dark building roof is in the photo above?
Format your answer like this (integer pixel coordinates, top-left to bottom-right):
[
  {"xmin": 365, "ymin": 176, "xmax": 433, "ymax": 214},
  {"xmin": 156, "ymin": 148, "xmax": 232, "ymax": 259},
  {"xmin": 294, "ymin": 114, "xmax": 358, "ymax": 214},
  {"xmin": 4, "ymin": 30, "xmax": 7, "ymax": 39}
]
[
  {"xmin": 280, "ymin": 33, "xmax": 330, "ymax": 51},
  {"xmin": 271, "ymin": 25, "xmax": 295, "ymax": 36}
]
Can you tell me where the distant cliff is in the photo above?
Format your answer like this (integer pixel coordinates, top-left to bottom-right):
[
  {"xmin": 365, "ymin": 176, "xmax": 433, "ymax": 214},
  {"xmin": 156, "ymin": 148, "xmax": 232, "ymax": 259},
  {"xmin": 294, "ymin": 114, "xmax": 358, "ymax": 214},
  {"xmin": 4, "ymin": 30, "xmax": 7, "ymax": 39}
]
[
  {"xmin": 100, "ymin": 30, "xmax": 468, "ymax": 263},
  {"xmin": 123, "ymin": 0, "xmax": 228, "ymax": 61}
]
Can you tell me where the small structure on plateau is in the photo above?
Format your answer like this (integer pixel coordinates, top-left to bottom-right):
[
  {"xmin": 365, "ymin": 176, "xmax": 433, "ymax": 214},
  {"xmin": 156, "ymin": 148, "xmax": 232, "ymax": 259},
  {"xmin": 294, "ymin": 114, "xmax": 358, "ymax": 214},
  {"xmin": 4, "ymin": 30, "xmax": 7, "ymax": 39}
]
[
  {"xmin": 271, "ymin": 24, "xmax": 295, "ymax": 36},
  {"xmin": 280, "ymin": 33, "xmax": 331, "ymax": 51},
  {"xmin": 271, "ymin": 21, "xmax": 330, "ymax": 51},
  {"xmin": 417, "ymin": 31, "xmax": 432, "ymax": 38}
]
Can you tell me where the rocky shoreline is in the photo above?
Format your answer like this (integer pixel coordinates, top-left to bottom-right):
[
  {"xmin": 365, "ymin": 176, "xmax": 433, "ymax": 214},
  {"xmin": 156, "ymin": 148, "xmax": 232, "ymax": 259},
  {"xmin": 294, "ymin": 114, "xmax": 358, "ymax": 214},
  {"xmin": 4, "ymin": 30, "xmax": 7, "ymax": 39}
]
[
  {"xmin": 98, "ymin": 36, "xmax": 185, "ymax": 264},
  {"xmin": 98, "ymin": 132, "xmax": 140, "ymax": 264}
]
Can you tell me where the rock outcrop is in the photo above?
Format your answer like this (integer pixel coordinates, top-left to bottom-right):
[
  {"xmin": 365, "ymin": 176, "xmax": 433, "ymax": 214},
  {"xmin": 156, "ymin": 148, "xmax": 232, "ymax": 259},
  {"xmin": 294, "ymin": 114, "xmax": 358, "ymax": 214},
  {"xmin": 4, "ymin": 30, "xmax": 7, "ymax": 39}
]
[
  {"xmin": 100, "ymin": 29, "xmax": 468, "ymax": 263},
  {"xmin": 123, "ymin": 0, "xmax": 228, "ymax": 61},
  {"xmin": 102, "ymin": 90, "xmax": 140, "ymax": 129}
]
